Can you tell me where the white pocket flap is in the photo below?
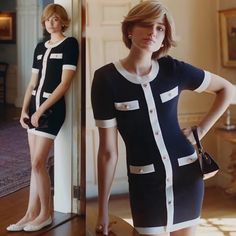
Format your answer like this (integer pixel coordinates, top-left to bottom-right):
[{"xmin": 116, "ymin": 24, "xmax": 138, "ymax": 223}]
[
  {"xmin": 115, "ymin": 100, "xmax": 139, "ymax": 111},
  {"xmin": 50, "ymin": 53, "xmax": 63, "ymax": 59},
  {"xmin": 37, "ymin": 54, "xmax": 43, "ymax": 60},
  {"xmin": 42, "ymin": 92, "xmax": 52, "ymax": 98},
  {"xmin": 130, "ymin": 164, "xmax": 155, "ymax": 174},
  {"xmin": 178, "ymin": 151, "xmax": 198, "ymax": 167},
  {"xmin": 160, "ymin": 86, "xmax": 178, "ymax": 103}
]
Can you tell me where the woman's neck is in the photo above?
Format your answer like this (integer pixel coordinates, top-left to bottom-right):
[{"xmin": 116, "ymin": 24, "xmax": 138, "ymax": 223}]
[
  {"xmin": 121, "ymin": 50, "xmax": 153, "ymax": 76},
  {"xmin": 49, "ymin": 32, "xmax": 65, "ymax": 44}
]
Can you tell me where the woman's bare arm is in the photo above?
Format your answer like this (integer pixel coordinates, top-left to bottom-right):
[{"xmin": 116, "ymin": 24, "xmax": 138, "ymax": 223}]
[{"xmin": 96, "ymin": 127, "xmax": 118, "ymax": 235}]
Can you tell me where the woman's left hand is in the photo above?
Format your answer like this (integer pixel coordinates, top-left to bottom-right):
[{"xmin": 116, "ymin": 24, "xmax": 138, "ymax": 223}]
[
  {"xmin": 31, "ymin": 110, "xmax": 42, "ymax": 128},
  {"xmin": 182, "ymin": 126, "xmax": 205, "ymax": 145},
  {"xmin": 182, "ymin": 127, "xmax": 196, "ymax": 144}
]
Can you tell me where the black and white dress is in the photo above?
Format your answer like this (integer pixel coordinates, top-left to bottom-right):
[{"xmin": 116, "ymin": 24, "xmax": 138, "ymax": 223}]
[
  {"xmin": 28, "ymin": 37, "xmax": 79, "ymax": 140},
  {"xmin": 91, "ymin": 56, "xmax": 211, "ymax": 234}
]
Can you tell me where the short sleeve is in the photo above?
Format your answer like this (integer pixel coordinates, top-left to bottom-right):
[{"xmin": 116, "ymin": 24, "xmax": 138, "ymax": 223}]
[
  {"xmin": 159, "ymin": 56, "xmax": 212, "ymax": 93},
  {"xmin": 175, "ymin": 58, "xmax": 211, "ymax": 93},
  {"xmin": 91, "ymin": 69, "xmax": 117, "ymax": 128},
  {"xmin": 32, "ymin": 44, "xmax": 40, "ymax": 74},
  {"xmin": 62, "ymin": 37, "xmax": 79, "ymax": 71}
]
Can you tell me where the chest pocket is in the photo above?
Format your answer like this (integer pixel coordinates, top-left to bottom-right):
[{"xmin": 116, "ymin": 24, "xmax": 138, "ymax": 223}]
[
  {"xmin": 50, "ymin": 53, "xmax": 63, "ymax": 59},
  {"xmin": 114, "ymin": 100, "xmax": 140, "ymax": 111},
  {"xmin": 37, "ymin": 54, "xmax": 43, "ymax": 60},
  {"xmin": 160, "ymin": 86, "xmax": 178, "ymax": 103}
]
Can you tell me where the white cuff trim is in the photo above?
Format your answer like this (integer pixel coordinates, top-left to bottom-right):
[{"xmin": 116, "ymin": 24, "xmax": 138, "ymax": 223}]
[
  {"xmin": 95, "ymin": 118, "xmax": 117, "ymax": 128},
  {"xmin": 63, "ymin": 64, "xmax": 77, "ymax": 71},
  {"xmin": 32, "ymin": 68, "xmax": 39, "ymax": 74},
  {"xmin": 194, "ymin": 71, "xmax": 211, "ymax": 93}
]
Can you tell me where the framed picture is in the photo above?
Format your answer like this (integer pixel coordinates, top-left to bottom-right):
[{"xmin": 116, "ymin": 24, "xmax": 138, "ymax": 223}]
[
  {"xmin": 219, "ymin": 9, "xmax": 236, "ymax": 67},
  {"xmin": 0, "ymin": 12, "xmax": 16, "ymax": 44}
]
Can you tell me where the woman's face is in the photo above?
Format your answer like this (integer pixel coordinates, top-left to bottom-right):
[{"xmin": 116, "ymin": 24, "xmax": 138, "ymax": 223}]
[
  {"xmin": 45, "ymin": 13, "xmax": 63, "ymax": 34},
  {"xmin": 129, "ymin": 16, "xmax": 166, "ymax": 54}
]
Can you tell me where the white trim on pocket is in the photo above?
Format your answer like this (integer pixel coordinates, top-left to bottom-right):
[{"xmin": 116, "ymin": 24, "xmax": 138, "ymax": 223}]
[
  {"xmin": 178, "ymin": 151, "xmax": 198, "ymax": 167},
  {"xmin": 50, "ymin": 53, "xmax": 63, "ymax": 59},
  {"xmin": 42, "ymin": 92, "xmax": 52, "ymax": 98},
  {"xmin": 129, "ymin": 164, "xmax": 155, "ymax": 174},
  {"xmin": 32, "ymin": 90, "xmax": 36, "ymax": 96},
  {"xmin": 114, "ymin": 100, "xmax": 140, "ymax": 111},
  {"xmin": 37, "ymin": 54, "xmax": 43, "ymax": 60},
  {"xmin": 160, "ymin": 86, "xmax": 178, "ymax": 103}
]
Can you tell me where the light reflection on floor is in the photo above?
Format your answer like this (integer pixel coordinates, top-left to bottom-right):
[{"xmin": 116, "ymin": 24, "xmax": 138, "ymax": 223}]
[{"xmin": 197, "ymin": 218, "xmax": 236, "ymax": 235}]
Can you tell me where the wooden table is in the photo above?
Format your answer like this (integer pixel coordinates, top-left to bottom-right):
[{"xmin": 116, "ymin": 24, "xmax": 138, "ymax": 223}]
[{"xmin": 215, "ymin": 128, "xmax": 236, "ymax": 143}]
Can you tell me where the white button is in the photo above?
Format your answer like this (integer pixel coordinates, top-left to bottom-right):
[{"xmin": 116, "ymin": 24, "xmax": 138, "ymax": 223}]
[
  {"xmin": 163, "ymin": 156, "xmax": 167, "ymax": 160},
  {"xmin": 143, "ymin": 83, "xmax": 147, "ymax": 88},
  {"xmin": 150, "ymin": 109, "xmax": 153, "ymax": 113},
  {"xmin": 139, "ymin": 168, "xmax": 144, "ymax": 173},
  {"xmin": 168, "ymin": 200, "xmax": 172, "ymax": 205},
  {"xmin": 155, "ymin": 131, "xmax": 159, "ymax": 135},
  {"xmin": 166, "ymin": 177, "xmax": 170, "ymax": 182}
]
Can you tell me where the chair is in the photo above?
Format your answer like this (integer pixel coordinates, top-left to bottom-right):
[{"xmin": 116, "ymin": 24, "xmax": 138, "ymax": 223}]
[{"xmin": 0, "ymin": 62, "xmax": 8, "ymax": 104}]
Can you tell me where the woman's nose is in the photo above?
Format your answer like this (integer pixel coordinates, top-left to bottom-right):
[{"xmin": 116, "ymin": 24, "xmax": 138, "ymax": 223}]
[{"xmin": 148, "ymin": 26, "xmax": 157, "ymax": 37}]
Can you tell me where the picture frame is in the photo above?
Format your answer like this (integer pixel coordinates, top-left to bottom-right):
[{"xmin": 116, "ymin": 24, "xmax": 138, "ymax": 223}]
[
  {"xmin": 219, "ymin": 9, "xmax": 236, "ymax": 67},
  {"xmin": 0, "ymin": 12, "xmax": 16, "ymax": 44}
]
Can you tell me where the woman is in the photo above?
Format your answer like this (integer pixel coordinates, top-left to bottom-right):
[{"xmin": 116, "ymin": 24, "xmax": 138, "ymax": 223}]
[
  {"xmin": 91, "ymin": 1, "xmax": 234, "ymax": 236},
  {"xmin": 7, "ymin": 4, "xmax": 79, "ymax": 232}
]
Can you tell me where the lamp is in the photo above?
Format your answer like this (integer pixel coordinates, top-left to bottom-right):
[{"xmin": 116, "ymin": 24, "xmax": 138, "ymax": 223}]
[{"xmin": 223, "ymin": 85, "xmax": 236, "ymax": 130}]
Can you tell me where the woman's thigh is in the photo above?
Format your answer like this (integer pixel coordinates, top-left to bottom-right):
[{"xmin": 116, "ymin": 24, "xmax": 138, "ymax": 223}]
[{"xmin": 28, "ymin": 133, "xmax": 53, "ymax": 163}]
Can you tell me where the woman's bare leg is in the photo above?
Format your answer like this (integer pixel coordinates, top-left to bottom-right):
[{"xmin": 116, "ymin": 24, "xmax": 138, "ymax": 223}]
[
  {"xmin": 14, "ymin": 133, "xmax": 41, "ymax": 225},
  {"xmin": 26, "ymin": 135, "xmax": 53, "ymax": 225},
  {"xmin": 171, "ymin": 226, "xmax": 197, "ymax": 236}
]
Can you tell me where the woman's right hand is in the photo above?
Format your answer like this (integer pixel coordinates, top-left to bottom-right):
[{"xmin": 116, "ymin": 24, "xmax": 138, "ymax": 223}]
[{"xmin": 20, "ymin": 111, "xmax": 29, "ymax": 129}]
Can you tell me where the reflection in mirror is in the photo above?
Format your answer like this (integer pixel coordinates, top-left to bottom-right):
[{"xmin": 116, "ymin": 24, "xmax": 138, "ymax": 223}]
[
  {"xmin": 86, "ymin": 0, "xmax": 236, "ymax": 235},
  {"xmin": 0, "ymin": 0, "xmax": 84, "ymax": 235}
]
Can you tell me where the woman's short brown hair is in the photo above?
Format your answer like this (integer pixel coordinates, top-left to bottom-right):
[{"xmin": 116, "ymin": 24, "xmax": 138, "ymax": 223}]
[
  {"xmin": 122, "ymin": 0, "xmax": 177, "ymax": 59},
  {"xmin": 41, "ymin": 4, "xmax": 70, "ymax": 32}
]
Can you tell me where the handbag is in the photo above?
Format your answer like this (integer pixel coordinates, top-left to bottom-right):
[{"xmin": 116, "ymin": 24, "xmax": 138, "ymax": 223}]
[
  {"xmin": 23, "ymin": 109, "xmax": 53, "ymax": 128},
  {"xmin": 192, "ymin": 126, "xmax": 219, "ymax": 180}
]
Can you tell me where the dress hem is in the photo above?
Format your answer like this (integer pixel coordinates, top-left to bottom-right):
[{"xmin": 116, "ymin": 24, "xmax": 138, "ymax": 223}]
[{"xmin": 135, "ymin": 217, "xmax": 200, "ymax": 235}]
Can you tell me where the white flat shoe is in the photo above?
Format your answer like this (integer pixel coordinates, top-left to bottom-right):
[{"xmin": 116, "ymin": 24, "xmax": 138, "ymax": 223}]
[
  {"xmin": 23, "ymin": 217, "xmax": 52, "ymax": 232},
  {"xmin": 7, "ymin": 223, "xmax": 28, "ymax": 231}
]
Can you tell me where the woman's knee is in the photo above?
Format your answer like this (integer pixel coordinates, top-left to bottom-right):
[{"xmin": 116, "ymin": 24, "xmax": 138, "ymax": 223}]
[{"xmin": 31, "ymin": 157, "xmax": 46, "ymax": 173}]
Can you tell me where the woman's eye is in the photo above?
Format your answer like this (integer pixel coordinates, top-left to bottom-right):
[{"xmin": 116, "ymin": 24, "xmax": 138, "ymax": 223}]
[{"xmin": 157, "ymin": 26, "xmax": 165, "ymax": 31}]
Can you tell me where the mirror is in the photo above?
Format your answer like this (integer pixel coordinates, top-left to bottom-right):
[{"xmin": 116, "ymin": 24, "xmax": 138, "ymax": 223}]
[{"xmin": 0, "ymin": 0, "xmax": 85, "ymax": 235}]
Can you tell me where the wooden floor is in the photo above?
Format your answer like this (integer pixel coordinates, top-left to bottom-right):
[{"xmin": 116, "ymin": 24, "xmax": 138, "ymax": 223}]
[{"xmin": 0, "ymin": 187, "xmax": 85, "ymax": 236}]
